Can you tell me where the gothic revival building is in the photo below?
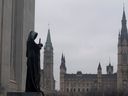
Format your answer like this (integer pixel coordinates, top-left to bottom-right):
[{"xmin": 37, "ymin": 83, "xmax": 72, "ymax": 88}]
[
  {"xmin": 41, "ymin": 29, "xmax": 56, "ymax": 96},
  {"xmin": 59, "ymin": 8, "xmax": 128, "ymax": 96},
  {"xmin": 40, "ymin": 7, "xmax": 128, "ymax": 96},
  {"xmin": 117, "ymin": 8, "xmax": 128, "ymax": 94},
  {"xmin": 60, "ymin": 55, "xmax": 117, "ymax": 96}
]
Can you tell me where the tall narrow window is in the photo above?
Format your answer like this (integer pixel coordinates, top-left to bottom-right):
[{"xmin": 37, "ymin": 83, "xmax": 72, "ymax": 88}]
[
  {"xmin": 74, "ymin": 88, "xmax": 76, "ymax": 92},
  {"xmin": 67, "ymin": 88, "xmax": 69, "ymax": 92},
  {"xmin": 78, "ymin": 88, "xmax": 80, "ymax": 92},
  {"xmin": 87, "ymin": 88, "xmax": 89, "ymax": 92},
  {"xmin": 82, "ymin": 88, "xmax": 85, "ymax": 92}
]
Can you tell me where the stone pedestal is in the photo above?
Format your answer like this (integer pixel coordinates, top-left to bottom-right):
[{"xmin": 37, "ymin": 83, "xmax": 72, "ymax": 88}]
[
  {"xmin": 0, "ymin": 86, "xmax": 5, "ymax": 96},
  {"xmin": 7, "ymin": 92, "xmax": 42, "ymax": 96}
]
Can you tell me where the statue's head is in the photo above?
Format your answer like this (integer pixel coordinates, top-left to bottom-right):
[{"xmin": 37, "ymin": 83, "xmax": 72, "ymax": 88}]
[{"xmin": 28, "ymin": 31, "xmax": 38, "ymax": 41}]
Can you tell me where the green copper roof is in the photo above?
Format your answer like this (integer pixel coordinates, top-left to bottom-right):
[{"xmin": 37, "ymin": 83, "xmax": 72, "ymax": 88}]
[
  {"xmin": 46, "ymin": 28, "xmax": 51, "ymax": 43},
  {"xmin": 45, "ymin": 28, "xmax": 53, "ymax": 48}
]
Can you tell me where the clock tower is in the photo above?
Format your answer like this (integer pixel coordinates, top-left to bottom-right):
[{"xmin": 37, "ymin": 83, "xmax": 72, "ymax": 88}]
[
  {"xmin": 42, "ymin": 28, "xmax": 55, "ymax": 95},
  {"xmin": 117, "ymin": 7, "xmax": 128, "ymax": 93}
]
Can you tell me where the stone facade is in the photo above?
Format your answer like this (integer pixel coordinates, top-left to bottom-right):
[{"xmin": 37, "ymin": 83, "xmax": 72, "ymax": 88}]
[
  {"xmin": 60, "ymin": 8, "xmax": 128, "ymax": 96},
  {"xmin": 0, "ymin": 0, "xmax": 35, "ymax": 94},
  {"xmin": 60, "ymin": 56, "xmax": 117, "ymax": 96},
  {"xmin": 41, "ymin": 29, "xmax": 56, "ymax": 96}
]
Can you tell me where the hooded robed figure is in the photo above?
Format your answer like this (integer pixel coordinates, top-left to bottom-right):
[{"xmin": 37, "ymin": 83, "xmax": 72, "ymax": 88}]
[{"xmin": 25, "ymin": 31, "xmax": 43, "ymax": 92}]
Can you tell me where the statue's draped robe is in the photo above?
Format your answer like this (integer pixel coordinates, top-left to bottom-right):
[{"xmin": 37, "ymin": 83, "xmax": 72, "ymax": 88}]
[{"xmin": 25, "ymin": 31, "xmax": 41, "ymax": 92}]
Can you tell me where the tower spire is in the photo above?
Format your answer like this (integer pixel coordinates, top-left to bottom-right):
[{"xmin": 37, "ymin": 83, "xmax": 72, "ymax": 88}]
[
  {"xmin": 97, "ymin": 62, "xmax": 102, "ymax": 75},
  {"xmin": 60, "ymin": 53, "xmax": 66, "ymax": 71},
  {"xmin": 122, "ymin": 5, "xmax": 126, "ymax": 21},
  {"xmin": 46, "ymin": 28, "xmax": 51, "ymax": 43},
  {"xmin": 45, "ymin": 26, "xmax": 53, "ymax": 48},
  {"xmin": 120, "ymin": 4, "xmax": 128, "ymax": 41}
]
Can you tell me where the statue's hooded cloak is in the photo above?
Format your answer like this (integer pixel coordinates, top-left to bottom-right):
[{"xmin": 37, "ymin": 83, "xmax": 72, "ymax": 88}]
[{"xmin": 25, "ymin": 31, "xmax": 41, "ymax": 92}]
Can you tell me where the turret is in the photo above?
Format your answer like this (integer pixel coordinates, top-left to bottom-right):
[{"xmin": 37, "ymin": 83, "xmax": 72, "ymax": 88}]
[
  {"xmin": 106, "ymin": 62, "xmax": 113, "ymax": 74},
  {"xmin": 97, "ymin": 62, "xmax": 102, "ymax": 74},
  {"xmin": 60, "ymin": 54, "xmax": 66, "ymax": 74},
  {"xmin": 60, "ymin": 54, "xmax": 66, "ymax": 92},
  {"xmin": 97, "ymin": 62, "xmax": 102, "ymax": 92},
  {"xmin": 42, "ymin": 28, "xmax": 55, "ymax": 93}
]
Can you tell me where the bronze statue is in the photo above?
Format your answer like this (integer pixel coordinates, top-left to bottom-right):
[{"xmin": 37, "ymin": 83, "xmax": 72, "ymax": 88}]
[{"xmin": 25, "ymin": 31, "xmax": 43, "ymax": 92}]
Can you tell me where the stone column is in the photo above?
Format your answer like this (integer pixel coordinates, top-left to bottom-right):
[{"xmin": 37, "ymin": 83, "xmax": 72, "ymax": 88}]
[
  {"xmin": 0, "ymin": 0, "xmax": 12, "ymax": 94},
  {"xmin": 0, "ymin": 0, "xmax": 35, "ymax": 93}
]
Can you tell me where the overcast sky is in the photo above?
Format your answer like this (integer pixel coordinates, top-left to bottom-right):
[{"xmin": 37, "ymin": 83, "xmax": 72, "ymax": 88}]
[{"xmin": 35, "ymin": 0, "xmax": 128, "ymax": 90}]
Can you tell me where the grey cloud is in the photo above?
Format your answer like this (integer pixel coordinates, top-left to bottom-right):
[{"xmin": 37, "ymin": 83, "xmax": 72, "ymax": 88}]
[{"xmin": 35, "ymin": 0, "xmax": 128, "ymax": 90}]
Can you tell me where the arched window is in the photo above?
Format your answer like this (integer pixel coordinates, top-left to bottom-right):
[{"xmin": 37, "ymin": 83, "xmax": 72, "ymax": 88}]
[
  {"xmin": 87, "ymin": 83, "xmax": 89, "ymax": 86},
  {"xmin": 122, "ymin": 53, "xmax": 128, "ymax": 64},
  {"xmin": 78, "ymin": 88, "xmax": 80, "ymax": 92},
  {"xmin": 123, "ymin": 80, "xmax": 127, "ymax": 89},
  {"xmin": 67, "ymin": 88, "xmax": 69, "ymax": 92},
  {"xmin": 74, "ymin": 88, "xmax": 76, "ymax": 92},
  {"xmin": 87, "ymin": 88, "xmax": 89, "ymax": 92},
  {"xmin": 70, "ymin": 88, "xmax": 72, "ymax": 92},
  {"xmin": 73, "ymin": 82, "xmax": 76, "ymax": 87},
  {"xmin": 82, "ymin": 88, "xmax": 85, "ymax": 92}
]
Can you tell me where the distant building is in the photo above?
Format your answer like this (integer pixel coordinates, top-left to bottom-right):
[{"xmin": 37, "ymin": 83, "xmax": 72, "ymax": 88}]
[
  {"xmin": 39, "ymin": 6, "xmax": 128, "ymax": 96},
  {"xmin": 60, "ymin": 55, "xmax": 117, "ymax": 96},
  {"xmin": 41, "ymin": 29, "xmax": 56, "ymax": 96},
  {"xmin": 59, "ymin": 8, "xmax": 128, "ymax": 96}
]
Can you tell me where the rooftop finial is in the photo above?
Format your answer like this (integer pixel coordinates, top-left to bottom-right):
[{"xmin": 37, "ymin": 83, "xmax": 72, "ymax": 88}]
[
  {"xmin": 123, "ymin": 2, "xmax": 125, "ymax": 12},
  {"xmin": 109, "ymin": 57, "xmax": 111, "ymax": 65}
]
